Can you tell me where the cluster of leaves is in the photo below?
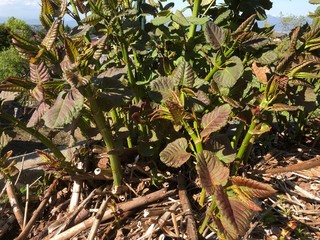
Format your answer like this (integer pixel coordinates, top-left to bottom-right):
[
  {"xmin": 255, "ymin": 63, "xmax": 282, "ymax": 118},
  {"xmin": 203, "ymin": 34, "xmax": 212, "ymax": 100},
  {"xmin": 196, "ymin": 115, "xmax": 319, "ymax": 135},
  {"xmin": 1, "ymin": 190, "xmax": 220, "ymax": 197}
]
[{"xmin": 0, "ymin": 0, "xmax": 319, "ymax": 238}]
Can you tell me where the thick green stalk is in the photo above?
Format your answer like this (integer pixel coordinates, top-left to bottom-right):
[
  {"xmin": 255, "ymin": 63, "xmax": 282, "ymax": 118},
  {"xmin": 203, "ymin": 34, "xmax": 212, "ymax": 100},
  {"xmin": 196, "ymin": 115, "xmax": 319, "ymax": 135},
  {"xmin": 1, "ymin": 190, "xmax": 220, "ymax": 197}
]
[
  {"xmin": 231, "ymin": 121, "xmax": 245, "ymax": 149},
  {"xmin": 84, "ymin": 86, "xmax": 122, "ymax": 187},
  {"xmin": 0, "ymin": 111, "xmax": 64, "ymax": 159},
  {"xmin": 232, "ymin": 117, "xmax": 257, "ymax": 175},
  {"xmin": 187, "ymin": 0, "xmax": 202, "ymax": 41},
  {"xmin": 182, "ymin": 121, "xmax": 203, "ymax": 153},
  {"xmin": 199, "ymin": 200, "xmax": 216, "ymax": 234}
]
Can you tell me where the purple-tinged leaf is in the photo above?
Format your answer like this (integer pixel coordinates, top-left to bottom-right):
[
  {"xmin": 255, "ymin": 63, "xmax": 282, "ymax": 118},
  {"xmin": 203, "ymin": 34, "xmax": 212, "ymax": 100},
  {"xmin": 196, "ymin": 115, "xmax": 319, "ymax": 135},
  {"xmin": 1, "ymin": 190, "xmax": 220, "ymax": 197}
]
[
  {"xmin": 31, "ymin": 84, "xmax": 44, "ymax": 102},
  {"xmin": 204, "ymin": 22, "xmax": 226, "ymax": 50},
  {"xmin": 196, "ymin": 150, "xmax": 229, "ymax": 194},
  {"xmin": 173, "ymin": 61, "xmax": 195, "ymax": 87},
  {"xmin": 159, "ymin": 138, "xmax": 191, "ymax": 168},
  {"xmin": 27, "ymin": 101, "xmax": 50, "ymax": 128},
  {"xmin": 214, "ymin": 185, "xmax": 239, "ymax": 238},
  {"xmin": 30, "ymin": 61, "xmax": 50, "ymax": 83},
  {"xmin": 43, "ymin": 88, "xmax": 84, "ymax": 128},
  {"xmin": 150, "ymin": 77, "xmax": 178, "ymax": 101},
  {"xmin": 232, "ymin": 176, "xmax": 277, "ymax": 198},
  {"xmin": 268, "ymin": 103, "xmax": 300, "ymax": 112},
  {"xmin": 200, "ymin": 104, "xmax": 231, "ymax": 138}
]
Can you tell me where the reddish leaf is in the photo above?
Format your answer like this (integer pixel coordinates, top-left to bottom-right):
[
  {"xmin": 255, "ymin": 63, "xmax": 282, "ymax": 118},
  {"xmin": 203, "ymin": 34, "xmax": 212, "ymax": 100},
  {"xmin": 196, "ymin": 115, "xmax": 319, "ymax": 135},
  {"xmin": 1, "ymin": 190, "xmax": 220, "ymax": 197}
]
[
  {"xmin": 43, "ymin": 88, "xmax": 84, "ymax": 128},
  {"xmin": 159, "ymin": 138, "xmax": 191, "ymax": 168},
  {"xmin": 204, "ymin": 22, "xmax": 226, "ymax": 50},
  {"xmin": 31, "ymin": 84, "xmax": 44, "ymax": 102},
  {"xmin": 196, "ymin": 150, "xmax": 229, "ymax": 194},
  {"xmin": 200, "ymin": 104, "xmax": 231, "ymax": 138},
  {"xmin": 27, "ymin": 101, "xmax": 50, "ymax": 128},
  {"xmin": 252, "ymin": 61, "xmax": 269, "ymax": 84},
  {"xmin": 232, "ymin": 176, "xmax": 277, "ymax": 198},
  {"xmin": 41, "ymin": 19, "xmax": 60, "ymax": 51},
  {"xmin": 214, "ymin": 185, "xmax": 239, "ymax": 238},
  {"xmin": 30, "ymin": 61, "xmax": 50, "ymax": 83}
]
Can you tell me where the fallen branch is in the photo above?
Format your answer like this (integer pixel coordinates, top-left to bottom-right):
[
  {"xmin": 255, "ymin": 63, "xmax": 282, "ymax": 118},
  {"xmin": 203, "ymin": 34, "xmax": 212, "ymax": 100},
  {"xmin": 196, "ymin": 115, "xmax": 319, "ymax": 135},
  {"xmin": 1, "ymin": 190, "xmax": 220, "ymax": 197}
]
[
  {"xmin": 263, "ymin": 155, "xmax": 320, "ymax": 174},
  {"xmin": 50, "ymin": 188, "xmax": 176, "ymax": 240},
  {"xmin": 178, "ymin": 174, "xmax": 198, "ymax": 240},
  {"xmin": 15, "ymin": 178, "xmax": 59, "ymax": 240}
]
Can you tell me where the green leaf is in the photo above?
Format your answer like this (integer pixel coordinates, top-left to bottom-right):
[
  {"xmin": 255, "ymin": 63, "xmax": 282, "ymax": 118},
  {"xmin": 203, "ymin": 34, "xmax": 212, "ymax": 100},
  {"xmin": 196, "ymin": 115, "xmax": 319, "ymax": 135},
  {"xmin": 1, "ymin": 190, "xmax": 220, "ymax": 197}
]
[
  {"xmin": 214, "ymin": 10, "xmax": 231, "ymax": 25},
  {"xmin": 213, "ymin": 56, "xmax": 243, "ymax": 88},
  {"xmin": 159, "ymin": 138, "xmax": 191, "ymax": 168},
  {"xmin": 309, "ymin": 0, "xmax": 320, "ymax": 4},
  {"xmin": 201, "ymin": 0, "xmax": 215, "ymax": 6},
  {"xmin": 187, "ymin": 16, "xmax": 209, "ymax": 25},
  {"xmin": 200, "ymin": 104, "xmax": 231, "ymax": 138},
  {"xmin": 171, "ymin": 10, "xmax": 189, "ymax": 26},
  {"xmin": 204, "ymin": 22, "xmax": 226, "ymax": 50},
  {"xmin": 255, "ymin": 50, "xmax": 278, "ymax": 65},
  {"xmin": 214, "ymin": 185, "xmax": 239, "ymax": 237},
  {"xmin": 41, "ymin": 19, "xmax": 60, "ymax": 51},
  {"xmin": 64, "ymin": 37, "xmax": 79, "ymax": 63},
  {"xmin": 43, "ymin": 88, "xmax": 84, "ymax": 128},
  {"xmin": 210, "ymin": 135, "xmax": 236, "ymax": 163},
  {"xmin": 196, "ymin": 150, "xmax": 229, "ymax": 194},
  {"xmin": 173, "ymin": 61, "xmax": 195, "ymax": 87},
  {"xmin": 232, "ymin": 176, "xmax": 277, "ymax": 198},
  {"xmin": 82, "ymin": 13, "xmax": 102, "ymax": 25},
  {"xmin": 151, "ymin": 16, "xmax": 171, "ymax": 26}
]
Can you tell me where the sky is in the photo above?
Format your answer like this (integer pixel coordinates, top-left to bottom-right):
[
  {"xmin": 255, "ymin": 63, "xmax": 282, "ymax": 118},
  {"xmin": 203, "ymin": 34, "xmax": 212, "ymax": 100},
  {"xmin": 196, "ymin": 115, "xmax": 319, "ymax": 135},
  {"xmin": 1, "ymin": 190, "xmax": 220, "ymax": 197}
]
[{"xmin": 0, "ymin": 0, "xmax": 318, "ymax": 21}]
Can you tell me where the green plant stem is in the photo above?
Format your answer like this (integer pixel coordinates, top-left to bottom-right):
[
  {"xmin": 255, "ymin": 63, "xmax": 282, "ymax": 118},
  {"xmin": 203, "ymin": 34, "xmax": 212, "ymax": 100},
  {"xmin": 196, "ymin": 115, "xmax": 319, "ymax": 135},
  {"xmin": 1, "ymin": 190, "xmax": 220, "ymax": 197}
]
[
  {"xmin": 232, "ymin": 117, "xmax": 257, "ymax": 175},
  {"xmin": 204, "ymin": 46, "xmax": 235, "ymax": 81},
  {"xmin": 231, "ymin": 121, "xmax": 245, "ymax": 149},
  {"xmin": 0, "ymin": 111, "xmax": 64, "ymax": 159},
  {"xmin": 187, "ymin": 0, "xmax": 202, "ymax": 41},
  {"xmin": 182, "ymin": 121, "xmax": 203, "ymax": 153},
  {"xmin": 84, "ymin": 86, "xmax": 122, "ymax": 187},
  {"xmin": 199, "ymin": 200, "xmax": 216, "ymax": 234}
]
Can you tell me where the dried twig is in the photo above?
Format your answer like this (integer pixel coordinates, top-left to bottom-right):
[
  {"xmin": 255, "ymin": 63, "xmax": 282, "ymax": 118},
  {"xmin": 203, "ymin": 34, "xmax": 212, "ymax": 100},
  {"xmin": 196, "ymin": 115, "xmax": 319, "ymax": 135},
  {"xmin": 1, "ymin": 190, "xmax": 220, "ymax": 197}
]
[
  {"xmin": 6, "ymin": 181, "xmax": 24, "ymax": 229},
  {"xmin": 69, "ymin": 162, "xmax": 83, "ymax": 212},
  {"xmin": 264, "ymin": 155, "xmax": 320, "ymax": 174},
  {"xmin": 87, "ymin": 195, "xmax": 110, "ymax": 240},
  {"xmin": 50, "ymin": 188, "xmax": 176, "ymax": 240},
  {"xmin": 23, "ymin": 184, "xmax": 29, "ymax": 229},
  {"xmin": 285, "ymin": 180, "xmax": 320, "ymax": 203},
  {"xmin": 15, "ymin": 178, "xmax": 58, "ymax": 240},
  {"xmin": 178, "ymin": 174, "xmax": 198, "ymax": 240}
]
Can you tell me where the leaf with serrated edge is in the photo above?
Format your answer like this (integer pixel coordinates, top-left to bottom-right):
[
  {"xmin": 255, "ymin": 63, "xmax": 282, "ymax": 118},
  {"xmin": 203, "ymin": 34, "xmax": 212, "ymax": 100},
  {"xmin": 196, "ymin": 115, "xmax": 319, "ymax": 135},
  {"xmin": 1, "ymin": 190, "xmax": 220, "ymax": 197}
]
[
  {"xmin": 200, "ymin": 104, "xmax": 231, "ymax": 138},
  {"xmin": 41, "ymin": 19, "xmax": 60, "ymax": 51},
  {"xmin": 150, "ymin": 77, "xmax": 178, "ymax": 100},
  {"xmin": 27, "ymin": 101, "xmax": 50, "ymax": 128},
  {"xmin": 214, "ymin": 185, "xmax": 239, "ymax": 238},
  {"xmin": 204, "ymin": 22, "xmax": 225, "ymax": 50},
  {"xmin": 30, "ymin": 61, "xmax": 50, "ymax": 83},
  {"xmin": 159, "ymin": 138, "xmax": 191, "ymax": 168},
  {"xmin": 196, "ymin": 150, "xmax": 229, "ymax": 194},
  {"xmin": 173, "ymin": 61, "xmax": 195, "ymax": 87},
  {"xmin": 232, "ymin": 176, "xmax": 277, "ymax": 198},
  {"xmin": 228, "ymin": 196, "xmax": 253, "ymax": 237},
  {"xmin": 171, "ymin": 10, "xmax": 189, "ymax": 26},
  {"xmin": 43, "ymin": 88, "xmax": 84, "ymax": 128}
]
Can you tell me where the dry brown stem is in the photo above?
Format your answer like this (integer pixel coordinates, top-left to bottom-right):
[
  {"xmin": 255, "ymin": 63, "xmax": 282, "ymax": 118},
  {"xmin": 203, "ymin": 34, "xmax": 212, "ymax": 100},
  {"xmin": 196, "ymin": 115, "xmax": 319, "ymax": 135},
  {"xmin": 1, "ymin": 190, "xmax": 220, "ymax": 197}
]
[
  {"xmin": 264, "ymin": 155, "xmax": 320, "ymax": 174},
  {"xmin": 0, "ymin": 214, "xmax": 16, "ymax": 238},
  {"xmin": 6, "ymin": 181, "xmax": 24, "ymax": 230},
  {"xmin": 178, "ymin": 174, "xmax": 198, "ymax": 240},
  {"xmin": 15, "ymin": 178, "xmax": 58, "ymax": 240},
  {"xmin": 50, "ymin": 188, "xmax": 176, "ymax": 240}
]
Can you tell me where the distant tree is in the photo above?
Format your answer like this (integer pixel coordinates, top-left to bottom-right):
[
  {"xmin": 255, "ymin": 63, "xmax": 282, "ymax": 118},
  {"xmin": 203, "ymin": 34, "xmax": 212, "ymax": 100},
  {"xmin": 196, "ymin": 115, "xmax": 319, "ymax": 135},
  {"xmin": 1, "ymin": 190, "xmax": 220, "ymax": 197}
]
[
  {"xmin": 5, "ymin": 17, "xmax": 34, "ymax": 39},
  {"xmin": 0, "ymin": 24, "xmax": 11, "ymax": 51},
  {"xmin": 0, "ymin": 46, "xmax": 29, "ymax": 81},
  {"xmin": 279, "ymin": 12, "xmax": 308, "ymax": 33},
  {"xmin": 64, "ymin": 24, "xmax": 72, "ymax": 34}
]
